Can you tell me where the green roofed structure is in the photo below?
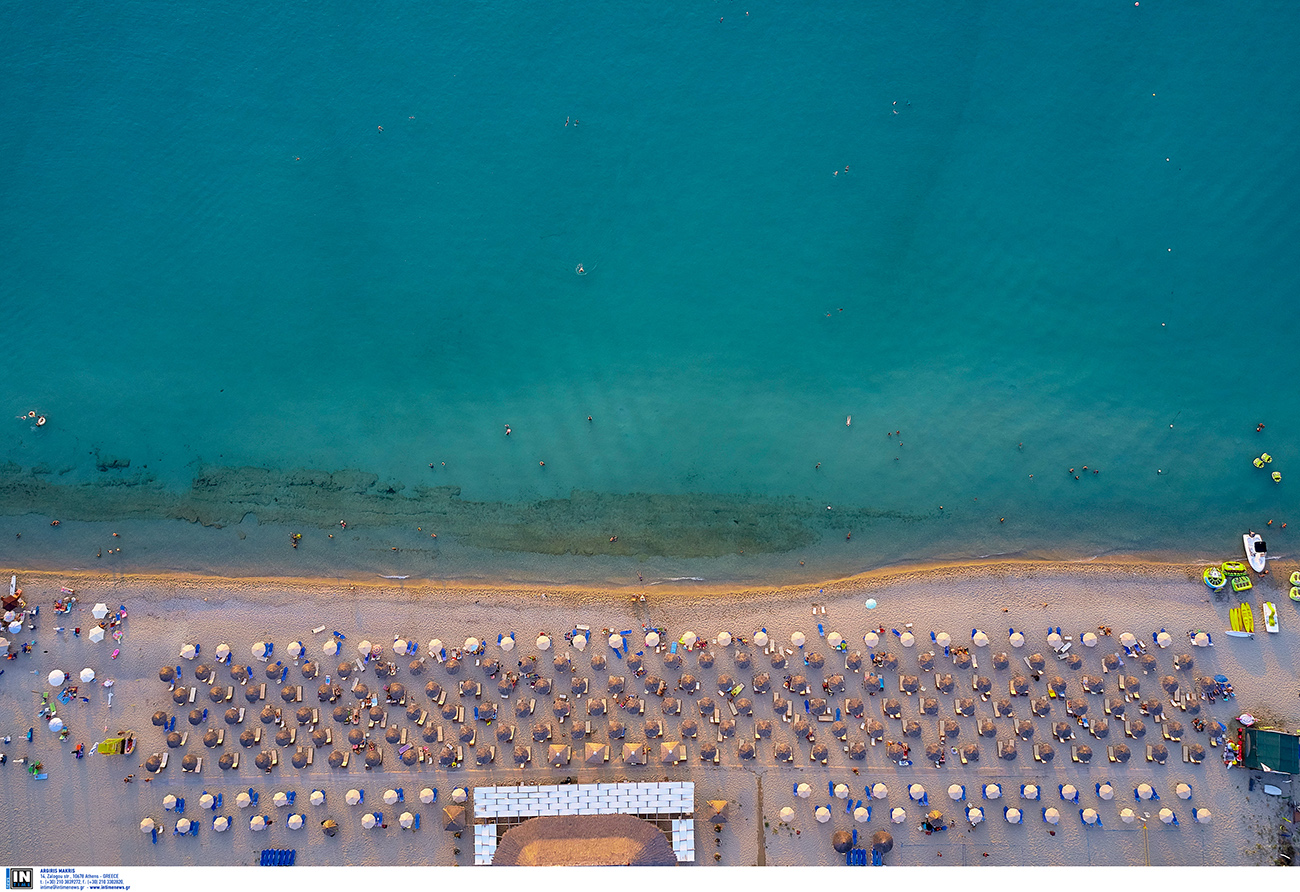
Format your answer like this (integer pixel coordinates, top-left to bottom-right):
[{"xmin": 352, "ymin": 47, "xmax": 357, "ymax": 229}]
[{"xmin": 1240, "ymin": 728, "xmax": 1300, "ymax": 775}]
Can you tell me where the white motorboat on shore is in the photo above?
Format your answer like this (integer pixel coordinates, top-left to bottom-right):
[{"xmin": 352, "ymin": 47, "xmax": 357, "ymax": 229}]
[{"xmin": 1243, "ymin": 532, "xmax": 1267, "ymax": 574}]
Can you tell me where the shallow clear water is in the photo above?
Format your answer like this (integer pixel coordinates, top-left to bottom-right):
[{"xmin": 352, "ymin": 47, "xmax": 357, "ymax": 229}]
[{"xmin": 2, "ymin": 3, "xmax": 1298, "ymax": 582}]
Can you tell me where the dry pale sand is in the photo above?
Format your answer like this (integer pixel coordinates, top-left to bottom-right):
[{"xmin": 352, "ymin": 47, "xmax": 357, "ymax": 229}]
[{"xmin": 0, "ymin": 559, "xmax": 1296, "ymax": 868}]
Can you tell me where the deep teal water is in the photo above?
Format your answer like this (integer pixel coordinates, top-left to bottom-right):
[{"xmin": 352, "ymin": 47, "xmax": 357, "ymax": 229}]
[{"xmin": 2, "ymin": 3, "xmax": 1299, "ymax": 583}]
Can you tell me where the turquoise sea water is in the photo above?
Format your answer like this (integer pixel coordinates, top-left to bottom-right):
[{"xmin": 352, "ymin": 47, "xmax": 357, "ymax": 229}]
[{"xmin": 2, "ymin": 2, "xmax": 1299, "ymax": 584}]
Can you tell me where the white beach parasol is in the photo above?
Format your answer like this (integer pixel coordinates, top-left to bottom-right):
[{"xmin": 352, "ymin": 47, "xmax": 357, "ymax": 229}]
[
  {"xmin": 48, "ymin": 717, "xmax": 63, "ymax": 733},
  {"xmin": 452, "ymin": 787, "xmax": 468, "ymax": 803},
  {"xmin": 608, "ymin": 634, "xmax": 623, "ymax": 649},
  {"xmin": 871, "ymin": 783, "xmax": 889, "ymax": 800},
  {"xmin": 948, "ymin": 784, "xmax": 965, "ymax": 801},
  {"xmin": 1009, "ymin": 631, "xmax": 1024, "ymax": 648},
  {"xmin": 536, "ymin": 635, "xmax": 551, "ymax": 651},
  {"xmin": 909, "ymin": 784, "xmax": 926, "ymax": 801},
  {"xmin": 176, "ymin": 818, "xmax": 192, "ymax": 834},
  {"xmin": 1195, "ymin": 808, "xmax": 1212, "ymax": 823},
  {"xmin": 864, "ymin": 632, "xmax": 879, "ymax": 648},
  {"xmin": 834, "ymin": 783, "xmax": 850, "ymax": 799},
  {"xmin": 681, "ymin": 631, "xmax": 699, "ymax": 648},
  {"xmin": 464, "ymin": 637, "xmax": 480, "ymax": 652},
  {"xmin": 180, "ymin": 644, "xmax": 198, "ymax": 661},
  {"xmin": 428, "ymin": 639, "xmax": 443, "ymax": 656},
  {"xmin": 140, "ymin": 818, "xmax": 155, "ymax": 834},
  {"xmin": 213, "ymin": 816, "xmax": 230, "ymax": 832},
  {"xmin": 88, "ymin": 627, "xmax": 105, "ymax": 643},
  {"xmin": 1062, "ymin": 784, "xmax": 1078, "ymax": 800},
  {"xmin": 1159, "ymin": 808, "xmax": 1174, "ymax": 824},
  {"xmin": 383, "ymin": 789, "xmax": 399, "ymax": 805},
  {"xmin": 1082, "ymin": 808, "xmax": 1098, "ymax": 825},
  {"xmin": 790, "ymin": 631, "xmax": 806, "ymax": 648},
  {"xmin": 891, "ymin": 807, "xmax": 907, "ymax": 824},
  {"xmin": 323, "ymin": 639, "xmax": 339, "ymax": 656},
  {"xmin": 1022, "ymin": 785, "xmax": 1039, "ymax": 800},
  {"xmin": 984, "ymin": 784, "xmax": 1001, "ymax": 800},
  {"xmin": 1047, "ymin": 632, "xmax": 1062, "ymax": 649},
  {"xmin": 572, "ymin": 634, "xmax": 587, "ymax": 652},
  {"xmin": 164, "ymin": 795, "xmax": 178, "ymax": 811},
  {"xmin": 1098, "ymin": 784, "xmax": 1114, "ymax": 801},
  {"xmin": 92, "ymin": 603, "xmax": 110, "ymax": 620},
  {"xmin": 252, "ymin": 642, "xmax": 269, "ymax": 659},
  {"xmin": 273, "ymin": 792, "xmax": 289, "ymax": 808},
  {"xmin": 826, "ymin": 632, "xmax": 842, "ymax": 648},
  {"xmin": 79, "ymin": 668, "xmax": 95, "ymax": 683},
  {"xmin": 7, "ymin": 621, "xmax": 19, "ymax": 635},
  {"xmin": 779, "ymin": 807, "xmax": 794, "ymax": 824},
  {"xmin": 972, "ymin": 631, "xmax": 990, "ymax": 648},
  {"xmin": 420, "ymin": 788, "xmax": 436, "ymax": 804},
  {"xmin": 250, "ymin": 816, "xmax": 267, "ymax": 831},
  {"xmin": 854, "ymin": 806, "xmax": 871, "ymax": 823},
  {"xmin": 215, "ymin": 644, "xmax": 231, "ymax": 661},
  {"xmin": 199, "ymin": 793, "xmax": 215, "ymax": 810},
  {"xmin": 310, "ymin": 790, "xmax": 325, "ymax": 807},
  {"xmin": 753, "ymin": 630, "xmax": 769, "ymax": 648},
  {"xmin": 47, "ymin": 670, "xmax": 65, "ymax": 686},
  {"xmin": 645, "ymin": 632, "xmax": 660, "ymax": 647},
  {"xmin": 1175, "ymin": 783, "xmax": 1192, "ymax": 800},
  {"xmin": 899, "ymin": 632, "xmax": 915, "ymax": 648},
  {"xmin": 717, "ymin": 632, "xmax": 732, "ymax": 647},
  {"xmin": 500, "ymin": 635, "xmax": 516, "ymax": 652},
  {"xmin": 796, "ymin": 782, "xmax": 812, "ymax": 799},
  {"xmin": 1157, "ymin": 631, "xmax": 1172, "ymax": 648},
  {"xmin": 968, "ymin": 807, "xmax": 984, "ymax": 824},
  {"xmin": 1043, "ymin": 807, "xmax": 1060, "ymax": 825},
  {"xmin": 1119, "ymin": 632, "xmax": 1137, "ymax": 648},
  {"xmin": 1137, "ymin": 784, "xmax": 1154, "ymax": 800},
  {"xmin": 864, "ymin": 598, "xmax": 877, "ymax": 610},
  {"xmin": 399, "ymin": 812, "xmax": 414, "ymax": 829},
  {"xmin": 357, "ymin": 640, "xmax": 372, "ymax": 657},
  {"xmin": 1192, "ymin": 632, "xmax": 1210, "ymax": 648},
  {"xmin": 288, "ymin": 814, "xmax": 304, "ymax": 830},
  {"xmin": 1081, "ymin": 632, "xmax": 1098, "ymax": 647},
  {"xmin": 935, "ymin": 632, "xmax": 952, "ymax": 649},
  {"xmin": 391, "ymin": 640, "xmax": 406, "ymax": 656},
  {"xmin": 815, "ymin": 806, "xmax": 831, "ymax": 823},
  {"xmin": 1005, "ymin": 808, "xmax": 1022, "ymax": 824},
  {"xmin": 236, "ymin": 792, "xmax": 252, "ymax": 809},
  {"xmin": 345, "ymin": 789, "xmax": 361, "ymax": 806}
]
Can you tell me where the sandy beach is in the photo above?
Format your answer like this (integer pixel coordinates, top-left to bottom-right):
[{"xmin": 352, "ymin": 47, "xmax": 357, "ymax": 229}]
[{"xmin": 1, "ymin": 558, "xmax": 1296, "ymax": 867}]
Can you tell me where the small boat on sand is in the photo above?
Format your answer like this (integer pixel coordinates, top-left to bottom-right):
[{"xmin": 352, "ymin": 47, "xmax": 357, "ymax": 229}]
[
  {"xmin": 1262, "ymin": 602, "xmax": 1279, "ymax": 633},
  {"xmin": 1243, "ymin": 533, "xmax": 1267, "ymax": 574}
]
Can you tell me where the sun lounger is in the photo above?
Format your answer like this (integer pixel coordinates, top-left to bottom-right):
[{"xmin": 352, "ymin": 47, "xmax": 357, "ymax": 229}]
[
  {"xmin": 253, "ymin": 727, "xmax": 262, "ymax": 744},
  {"xmin": 436, "ymin": 691, "xmax": 446, "ymax": 706},
  {"xmin": 416, "ymin": 710, "xmax": 427, "ymax": 727},
  {"xmin": 728, "ymin": 699, "xmax": 739, "ymax": 716},
  {"xmin": 1033, "ymin": 744, "xmax": 1043, "ymax": 762},
  {"xmin": 1145, "ymin": 745, "xmax": 1154, "ymax": 762},
  {"xmin": 179, "ymin": 732, "xmax": 189, "ymax": 746},
  {"xmin": 453, "ymin": 746, "xmax": 462, "ymax": 764},
  {"xmin": 158, "ymin": 752, "xmax": 169, "ymax": 770},
  {"xmin": 527, "ymin": 699, "xmax": 535, "ymax": 715},
  {"xmin": 224, "ymin": 687, "xmax": 234, "ymax": 702},
  {"xmin": 960, "ymin": 749, "xmax": 968, "ymax": 765},
  {"xmin": 454, "ymin": 706, "xmax": 464, "ymax": 723},
  {"xmin": 339, "ymin": 751, "xmax": 348, "ymax": 767},
  {"xmin": 1071, "ymin": 746, "xmax": 1080, "ymax": 762},
  {"xmin": 215, "ymin": 729, "xmax": 224, "ymax": 745},
  {"xmin": 305, "ymin": 748, "xmax": 313, "ymax": 765},
  {"xmin": 400, "ymin": 728, "xmax": 407, "ymax": 745},
  {"xmin": 188, "ymin": 688, "xmax": 197, "ymax": 703},
  {"xmin": 258, "ymin": 684, "xmax": 266, "ymax": 700},
  {"xmin": 436, "ymin": 726, "xmax": 444, "ymax": 743}
]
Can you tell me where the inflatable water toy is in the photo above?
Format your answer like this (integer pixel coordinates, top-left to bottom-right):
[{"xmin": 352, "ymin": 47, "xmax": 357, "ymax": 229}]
[
  {"xmin": 1263, "ymin": 453, "xmax": 1272, "ymax": 463},
  {"xmin": 1221, "ymin": 561, "xmax": 1247, "ymax": 576},
  {"xmin": 1230, "ymin": 575, "xmax": 1253, "ymax": 593},
  {"xmin": 1243, "ymin": 532, "xmax": 1267, "ymax": 574},
  {"xmin": 1272, "ymin": 471, "xmax": 1281, "ymax": 483},
  {"xmin": 1290, "ymin": 570, "xmax": 1300, "ymax": 586},
  {"xmin": 1262, "ymin": 601, "xmax": 1278, "ymax": 633},
  {"xmin": 1290, "ymin": 586, "xmax": 1300, "ymax": 603},
  {"xmin": 1202, "ymin": 567, "xmax": 1226, "ymax": 591}
]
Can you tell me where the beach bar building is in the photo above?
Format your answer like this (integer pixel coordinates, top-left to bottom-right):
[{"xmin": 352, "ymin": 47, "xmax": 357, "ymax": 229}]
[{"xmin": 1240, "ymin": 728, "xmax": 1300, "ymax": 775}]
